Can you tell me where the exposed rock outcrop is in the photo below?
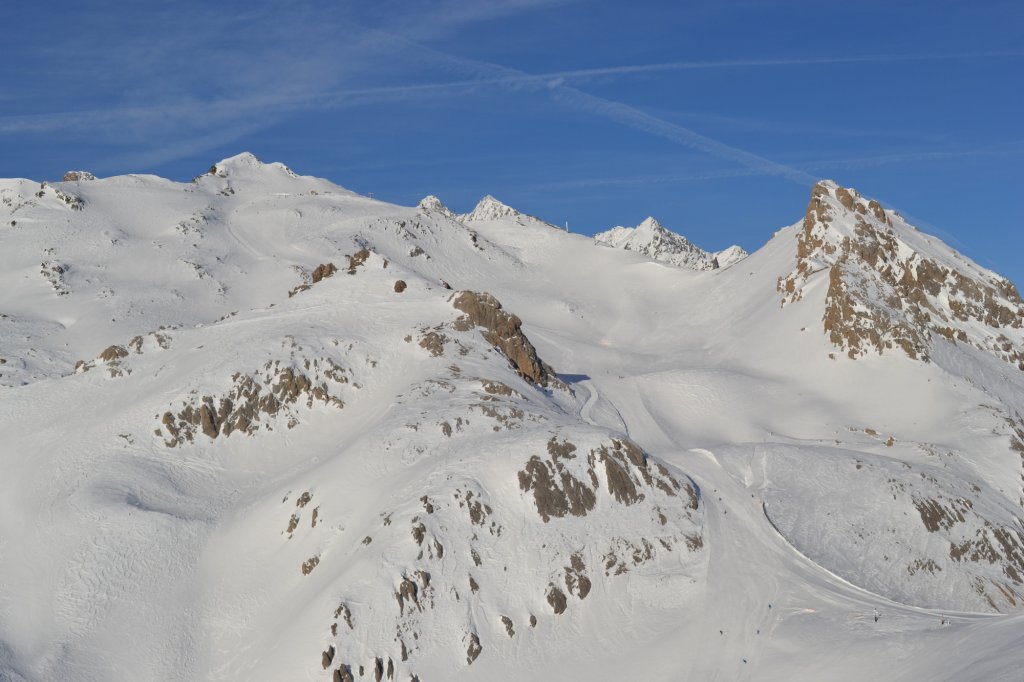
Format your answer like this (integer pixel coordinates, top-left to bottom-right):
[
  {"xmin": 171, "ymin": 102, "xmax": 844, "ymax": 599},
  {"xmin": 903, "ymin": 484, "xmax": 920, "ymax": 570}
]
[
  {"xmin": 779, "ymin": 181, "xmax": 1024, "ymax": 368},
  {"xmin": 312, "ymin": 262, "xmax": 338, "ymax": 283},
  {"xmin": 347, "ymin": 249, "xmax": 370, "ymax": 274},
  {"xmin": 518, "ymin": 437, "xmax": 697, "ymax": 522},
  {"xmin": 451, "ymin": 291, "xmax": 557, "ymax": 387},
  {"xmin": 61, "ymin": 170, "xmax": 96, "ymax": 182},
  {"xmin": 157, "ymin": 358, "xmax": 348, "ymax": 446},
  {"xmin": 546, "ymin": 585, "xmax": 568, "ymax": 614}
]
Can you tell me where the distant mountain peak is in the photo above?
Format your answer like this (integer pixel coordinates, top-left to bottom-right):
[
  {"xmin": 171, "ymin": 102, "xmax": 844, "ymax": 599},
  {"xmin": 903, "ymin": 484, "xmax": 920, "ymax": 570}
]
[
  {"xmin": 61, "ymin": 170, "xmax": 96, "ymax": 182},
  {"xmin": 779, "ymin": 180, "xmax": 1024, "ymax": 368},
  {"xmin": 636, "ymin": 216, "xmax": 665, "ymax": 231},
  {"xmin": 594, "ymin": 217, "xmax": 747, "ymax": 271},
  {"xmin": 416, "ymin": 194, "xmax": 456, "ymax": 219},
  {"xmin": 215, "ymin": 151, "xmax": 263, "ymax": 170},
  {"xmin": 459, "ymin": 195, "xmax": 522, "ymax": 222},
  {"xmin": 203, "ymin": 152, "xmax": 297, "ymax": 179}
]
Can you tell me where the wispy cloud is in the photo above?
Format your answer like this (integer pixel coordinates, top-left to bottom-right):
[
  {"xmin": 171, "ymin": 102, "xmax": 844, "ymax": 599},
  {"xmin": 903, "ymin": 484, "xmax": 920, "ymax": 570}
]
[
  {"xmin": 642, "ymin": 109, "xmax": 952, "ymax": 143},
  {"xmin": 4, "ymin": 0, "xmax": 1020, "ymax": 176},
  {"xmin": 6, "ymin": 37, "xmax": 1019, "ymax": 138},
  {"xmin": 549, "ymin": 87, "xmax": 820, "ymax": 185},
  {"xmin": 357, "ymin": 34, "xmax": 821, "ymax": 185},
  {"xmin": 94, "ymin": 121, "xmax": 275, "ymax": 174},
  {"xmin": 524, "ymin": 49, "xmax": 1024, "ymax": 80},
  {"xmin": 386, "ymin": 0, "xmax": 582, "ymax": 39},
  {"xmin": 531, "ymin": 145, "xmax": 1024, "ymax": 190},
  {"xmin": 2, "ymin": 4, "xmax": 417, "ymax": 166}
]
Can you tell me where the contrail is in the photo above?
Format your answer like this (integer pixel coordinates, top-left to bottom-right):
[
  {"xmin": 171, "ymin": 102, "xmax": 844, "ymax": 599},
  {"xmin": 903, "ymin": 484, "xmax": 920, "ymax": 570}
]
[
  {"xmin": 5, "ymin": 50, "xmax": 1019, "ymax": 138},
  {"xmin": 536, "ymin": 146, "xmax": 1024, "ymax": 190},
  {"xmin": 372, "ymin": 35, "xmax": 822, "ymax": 185},
  {"xmin": 534, "ymin": 49, "xmax": 1024, "ymax": 80},
  {"xmin": 338, "ymin": 30, "xmax": 1020, "ymax": 186},
  {"xmin": 547, "ymin": 87, "xmax": 819, "ymax": 185}
]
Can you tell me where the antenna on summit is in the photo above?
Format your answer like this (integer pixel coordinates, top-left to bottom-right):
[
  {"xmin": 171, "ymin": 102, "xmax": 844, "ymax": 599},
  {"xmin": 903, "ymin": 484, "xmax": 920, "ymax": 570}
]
[{"xmin": 565, "ymin": 220, "xmax": 569, "ymax": 232}]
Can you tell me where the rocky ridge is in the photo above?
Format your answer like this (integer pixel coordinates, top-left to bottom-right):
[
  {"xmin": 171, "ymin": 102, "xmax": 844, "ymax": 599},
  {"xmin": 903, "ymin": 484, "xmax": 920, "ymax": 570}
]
[{"xmin": 778, "ymin": 181, "xmax": 1024, "ymax": 368}]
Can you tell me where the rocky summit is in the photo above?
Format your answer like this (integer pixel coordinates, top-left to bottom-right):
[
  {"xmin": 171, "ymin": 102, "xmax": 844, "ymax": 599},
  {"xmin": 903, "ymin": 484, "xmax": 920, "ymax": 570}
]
[{"xmin": 2, "ymin": 154, "xmax": 1024, "ymax": 681}]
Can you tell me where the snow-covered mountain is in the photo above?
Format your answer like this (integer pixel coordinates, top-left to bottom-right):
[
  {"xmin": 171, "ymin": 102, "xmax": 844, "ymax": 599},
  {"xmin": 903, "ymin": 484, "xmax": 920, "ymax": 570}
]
[
  {"xmin": 3, "ymin": 153, "xmax": 1024, "ymax": 682},
  {"xmin": 416, "ymin": 194, "xmax": 456, "ymax": 220},
  {"xmin": 594, "ymin": 216, "xmax": 747, "ymax": 270},
  {"xmin": 457, "ymin": 194, "xmax": 558, "ymax": 229},
  {"xmin": 779, "ymin": 181, "xmax": 1024, "ymax": 370}
]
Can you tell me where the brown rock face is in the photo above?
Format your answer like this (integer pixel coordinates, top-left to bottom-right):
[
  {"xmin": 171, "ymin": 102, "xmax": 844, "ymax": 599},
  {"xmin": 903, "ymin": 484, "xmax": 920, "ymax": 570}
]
[
  {"xmin": 99, "ymin": 345, "xmax": 129, "ymax": 362},
  {"xmin": 546, "ymin": 585, "xmax": 568, "ymax": 614},
  {"xmin": 517, "ymin": 437, "xmax": 696, "ymax": 522},
  {"xmin": 301, "ymin": 555, "xmax": 320, "ymax": 575},
  {"xmin": 290, "ymin": 262, "xmax": 338, "ymax": 296},
  {"xmin": 158, "ymin": 358, "xmax": 347, "ymax": 446},
  {"xmin": 418, "ymin": 331, "xmax": 447, "ymax": 357},
  {"xmin": 564, "ymin": 553, "xmax": 591, "ymax": 599},
  {"xmin": 465, "ymin": 633, "xmax": 483, "ymax": 665},
  {"xmin": 394, "ymin": 280, "xmax": 407, "ymax": 293},
  {"xmin": 199, "ymin": 404, "xmax": 219, "ymax": 439},
  {"xmin": 62, "ymin": 170, "xmax": 95, "ymax": 182},
  {"xmin": 311, "ymin": 263, "xmax": 338, "ymax": 283},
  {"xmin": 517, "ymin": 439, "xmax": 597, "ymax": 521},
  {"xmin": 347, "ymin": 249, "xmax": 370, "ymax": 274},
  {"xmin": 451, "ymin": 291, "xmax": 557, "ymax": 386},
  {"xmin": 780, "ymin": 181, "xmax": 1024, "ymax": 369}
]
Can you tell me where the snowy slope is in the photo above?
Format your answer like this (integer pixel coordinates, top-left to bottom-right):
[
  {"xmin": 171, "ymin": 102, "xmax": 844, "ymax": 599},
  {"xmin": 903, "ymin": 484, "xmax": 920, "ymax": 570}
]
[
  {"xmin": 3, "ymin": 155, "xmax": 1024, "ymax": 681},
  {"xmin": 594, "ymin": 216, "xmax": 747, "ymax": 270}
]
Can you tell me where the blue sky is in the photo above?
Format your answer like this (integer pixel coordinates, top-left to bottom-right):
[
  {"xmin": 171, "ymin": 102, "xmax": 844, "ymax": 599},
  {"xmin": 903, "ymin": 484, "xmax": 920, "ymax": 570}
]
[{"xmin": 4, "ymin": 1, "xmax": 1023, "ymax": 281}]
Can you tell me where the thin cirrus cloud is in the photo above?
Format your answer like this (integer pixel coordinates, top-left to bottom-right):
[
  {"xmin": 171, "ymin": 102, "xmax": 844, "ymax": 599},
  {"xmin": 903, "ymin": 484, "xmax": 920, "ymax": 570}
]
[
  {"xmin": 8, "ymin": 49, "xmax": 1019, "ymax": 136},
  {"xmin": 534, "ymin": 145, "xmax": 1024, "ymax": 190},
  {"xmin": 359, "ymin": 35, "xmax": 1022, "ymax": 189},
  {"xmin": 4, "ymin": 15, "xmax": 1020, "ymax": 181},
  {"xmin": 366, "ymin": 32, "xmax": 822, "ymax": 186}
]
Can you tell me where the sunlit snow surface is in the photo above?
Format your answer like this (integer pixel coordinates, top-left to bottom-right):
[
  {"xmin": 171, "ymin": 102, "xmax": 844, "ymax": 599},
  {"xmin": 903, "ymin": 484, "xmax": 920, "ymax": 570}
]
[{"xmin": 2, "ymin": 153, "xmax": 1024, "ymax": 681}]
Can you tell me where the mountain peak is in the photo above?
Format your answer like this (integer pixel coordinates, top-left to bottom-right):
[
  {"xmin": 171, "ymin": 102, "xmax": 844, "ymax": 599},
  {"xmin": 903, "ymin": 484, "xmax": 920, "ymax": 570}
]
[
  {"xmin": 216, "ymin": 151, "xmax": 263, "ymax": 170},
  {"xmin": 778, "ymin": 180, "xmax": 1024, "ymax": 368},
  {"xmin": 594, "ymin": 217, "xmax": 747, "ymax": 271},
  {"xmin": 459, "ymin": 194, "xmax": 521, "ymax": 222},
  {"xmin": 203, "ymin": 152, "xmax": 298, "ymax": 180},
  {"xmin": 416, "ymin": 194, "xmax": 456, "ymax": 219},
  {"xmin": 455, "ymin": 195, "xmax": 562, "ymax": 229},
  {"xmin": 61, "ymin": 170, "xmax": 96, "ymax": 182},
  {"xmin": 636, "ymin": 216, "xmax": 666, "ymax": 232}
]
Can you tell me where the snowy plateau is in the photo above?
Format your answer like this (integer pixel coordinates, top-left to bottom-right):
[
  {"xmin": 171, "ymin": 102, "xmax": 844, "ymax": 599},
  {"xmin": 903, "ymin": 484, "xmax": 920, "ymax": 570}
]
[{"xmin": 2, "ymin": 152, "xmax": 1024, "ymax": 681}]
